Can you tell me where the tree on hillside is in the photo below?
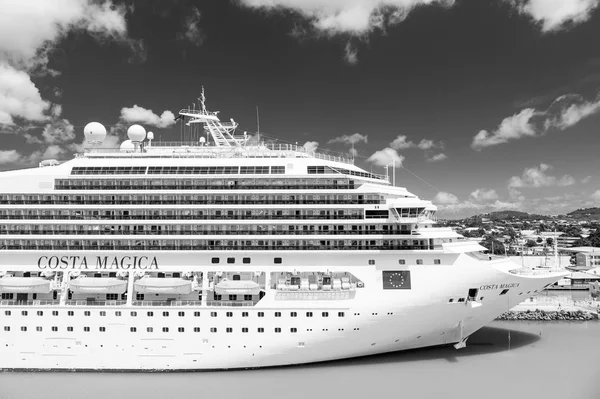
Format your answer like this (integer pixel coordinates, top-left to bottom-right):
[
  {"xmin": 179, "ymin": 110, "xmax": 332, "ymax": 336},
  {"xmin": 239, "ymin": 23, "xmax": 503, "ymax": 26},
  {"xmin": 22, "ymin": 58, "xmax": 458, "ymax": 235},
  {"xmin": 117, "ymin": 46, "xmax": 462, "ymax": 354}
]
[
  {"xmin": 536, "ymin": 237, "xmax": 543, "ymax": 244},
  {"xmin": 546, "ymin": 237, "xmax": 554, "ymax": 246},
  {"xmin": 574, "ymin": 229, "xmax": 600, "ymax": 247},
  {"xmin": 481, "ymin": 237, "xmax": 506, "ymax": 255},
  {"xmin": 526, "ymin": 240, "xmax": 537, "ymax": 248}
]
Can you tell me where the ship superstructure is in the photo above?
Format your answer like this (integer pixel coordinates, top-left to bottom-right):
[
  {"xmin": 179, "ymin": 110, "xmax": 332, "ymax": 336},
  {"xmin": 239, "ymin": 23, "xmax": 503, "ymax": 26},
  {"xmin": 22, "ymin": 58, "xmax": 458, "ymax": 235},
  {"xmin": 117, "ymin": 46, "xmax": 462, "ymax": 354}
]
[{"xmin": 0, "ymin": 92, "xmax": 566, "ymax": 370}]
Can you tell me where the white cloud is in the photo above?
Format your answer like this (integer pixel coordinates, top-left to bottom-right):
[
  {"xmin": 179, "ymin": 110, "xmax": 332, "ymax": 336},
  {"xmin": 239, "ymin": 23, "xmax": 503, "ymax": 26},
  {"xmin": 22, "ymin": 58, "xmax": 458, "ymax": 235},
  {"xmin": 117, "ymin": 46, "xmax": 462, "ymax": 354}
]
[
  {"xmin": 41, "ymin": 119, "xmax": 75, "ymax": 144},
  {"xmin": 180, "ymin": 6, "xmax": 205, "ymax": 46},
  {"xmin": 417, "ymin": 138, "xmax": 435, "ymax": 150},
  {"xmin": 344, "ymin": 42, "xmax": 358, "ymax": 65},
  {"xmin": 469, "ymin": 188, "xmax": 499, "ymax": 203},
  {"xmin": 390, "ymin": 134, "xmax": 414, "ymax": 150},
  {"xmin": 592, "ymin": 190, "xmax": 600, "ymax": 201},
  {"xmin": 433, "ymin": 191, "xmax": 459, "ymax": 205},
  {"xmin": 0, "ymin": 149, "xmax": 23, "ymax": 164},
  {"xmin": 239, "ymin": 0, "xmax": 455, "ymax": 36},
  {"xmin": 426, "ymin": 153, "xmax": 447, "ymax": 162},
  {"xmin": 328, "ymin": 133, "xmax": 368, "ymax": 145},
  {"xmin": 508, "ymin": 163, "xmax": 575, "ymax": 188},
  {"xmin": 120, "ymin": 105, "xmax": 176, "ymax": 128},
  {"xmin": 512, "ymin": 0, "xmax": 599, "ymax": 32},
  {"xmin": 0, "ymin": 0, "xmax": 129, "ymax": 69},
  {"xmin": 367, "ymin": 147, "xmax": 404, "ymax": 168},
  {"xmin": 544, "ymin": 97, "xmax": 600, "ymax": 130},
  {"xmin": 303, "ymin": 140, "xmax": 319, "ymax": 153},
  {"xmin": 0, "ymin": 62, "xmax": 51, "ymax": 125},
  {"xmin": 582, "ymin": 176, "xmax": 592, "ymax": 184},
  {"xmin": 472, "ymin": 108, "xmax": 538, "ymax": 150}
]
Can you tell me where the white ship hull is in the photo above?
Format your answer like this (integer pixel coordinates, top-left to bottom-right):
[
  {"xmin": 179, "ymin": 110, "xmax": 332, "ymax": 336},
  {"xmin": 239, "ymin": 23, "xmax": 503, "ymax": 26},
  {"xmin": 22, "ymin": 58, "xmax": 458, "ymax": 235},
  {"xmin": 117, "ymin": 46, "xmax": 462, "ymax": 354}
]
[{"xmin": 0, "ymin": 252, "xmax": 564, "ymax": 371}]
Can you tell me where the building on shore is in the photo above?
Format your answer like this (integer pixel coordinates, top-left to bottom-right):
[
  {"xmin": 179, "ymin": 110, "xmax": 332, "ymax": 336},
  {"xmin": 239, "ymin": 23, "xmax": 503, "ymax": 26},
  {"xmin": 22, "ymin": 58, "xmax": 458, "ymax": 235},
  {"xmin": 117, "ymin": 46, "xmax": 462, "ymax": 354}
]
[
  {"xmin": 558, "ymin": 246, "xmax": 600, "ymax": 271},
  {"xmin": 549, "ymin": 272, "xmax": 600, "ymax": 290}
]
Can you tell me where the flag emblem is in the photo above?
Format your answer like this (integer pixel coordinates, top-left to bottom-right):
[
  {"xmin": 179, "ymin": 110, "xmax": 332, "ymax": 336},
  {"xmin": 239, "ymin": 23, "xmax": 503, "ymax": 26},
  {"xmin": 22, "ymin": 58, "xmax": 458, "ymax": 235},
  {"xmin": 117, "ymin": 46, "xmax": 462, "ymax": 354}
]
[{"xmin": 382, "ymin": 271, "xmax": 411, "ymax": 290}]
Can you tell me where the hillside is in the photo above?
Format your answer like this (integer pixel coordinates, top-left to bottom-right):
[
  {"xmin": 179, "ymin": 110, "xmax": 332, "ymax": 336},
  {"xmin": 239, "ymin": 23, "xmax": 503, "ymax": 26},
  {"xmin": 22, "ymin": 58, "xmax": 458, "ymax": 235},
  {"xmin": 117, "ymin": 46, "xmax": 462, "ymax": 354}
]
[{"xmin": 567, "ymin": 208, "xmax": 600, "ymax": 219}]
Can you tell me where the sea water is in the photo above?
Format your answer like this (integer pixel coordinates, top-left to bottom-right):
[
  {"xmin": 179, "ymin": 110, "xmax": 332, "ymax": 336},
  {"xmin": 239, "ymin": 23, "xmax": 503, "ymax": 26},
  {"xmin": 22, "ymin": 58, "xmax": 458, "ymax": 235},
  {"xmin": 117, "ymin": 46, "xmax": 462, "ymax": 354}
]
[{"xmin": 1, "ymin": 320, "xmax": 599, "ymax": 399}]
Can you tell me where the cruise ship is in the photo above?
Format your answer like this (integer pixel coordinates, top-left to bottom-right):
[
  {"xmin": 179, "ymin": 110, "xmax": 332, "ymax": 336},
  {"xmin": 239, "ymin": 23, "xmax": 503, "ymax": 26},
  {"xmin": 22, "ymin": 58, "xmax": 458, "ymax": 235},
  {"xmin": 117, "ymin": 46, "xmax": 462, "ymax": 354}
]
[{"xmin": 0, "ymin": 92, "xmax": 566, "ymax": 371}]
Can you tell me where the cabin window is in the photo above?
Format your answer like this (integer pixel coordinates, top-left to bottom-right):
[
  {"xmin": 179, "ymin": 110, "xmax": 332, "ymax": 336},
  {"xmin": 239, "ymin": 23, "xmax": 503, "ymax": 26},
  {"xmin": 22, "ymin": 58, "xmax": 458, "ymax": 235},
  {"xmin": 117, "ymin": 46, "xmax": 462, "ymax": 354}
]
[
  {"xmin": 399, "ymin": 259, "xmax": 405, "ymax": 265},
  {"xmin": 130, "ymin": 311, "xmax": 137, "ymax": 317},
  {"xmin": 178, "ymin": 327, "xmax": 184, "ymax": 332},
  {"xmin": 211, "ymin": 312, "xmax": 217, "ymax": 317},
  {"xmin": 434, "ymin": 259, "xmax": 441, "ymax": 265},
  {"xmin": 368, "ymin": 259, "xmax": 375, "ymax": 265},
  {"xmin": 147, "ymin": 327, "xmax": 153, "ymax": 332},
  {"xmin": 322, "ymin": 312, "xmax": 329, "ymax": 317},
  {"xmin": 194, "ymin": 327, "xmax": 200, "ymax": 332},
  {"xmin": 500, "ymin": 289, "xmax": 510, "ymax": 296},
  {"xmin": 147, "ymin": 311, "xmax": 153, "ymax": 317},
  {"xmin": 275, "ymin": 328, "xmax": 281, "ymax": 333},
  {"xmin": 100, "ymin": 311, "xmax": 106, "ymax": 316},
  {"xmin": 226, "ymin": 312, "xmax": 233, "ymax": 317},
  {"xmin": 178, "ymin": 312, "xmax": 185, "ymax": 317},
  {"xmin": 227, "ymin": 257, "xmax": 235, "ymax": 264},
  {"xmin": 211, "ymin": 327, "xmax": 217, "ymax": 333},
  {"xmin": 162, "ymin": 312, "xmax": 169, "ymax": 317},
  {"xmin": 258, "ymin": 312, "xmax": 264, "ymax": 317},
  {"xmin": 162, "ymin": 327, "xmax": 169, "ymax": 332},
  {"xmin": 130, "ymin": 327, "xmax": 136, "ymax": 332},
  {"xmin": 21, "ymin": 311, "xmax": 27, "ymax": 316},
  {"xmin": 67, "ymin": 327, "xmax": 73, "ymax": 332},
  {"xmin": 275, "ymin": 312, "xmax": 281, "ymax": 317},
  {"xmin": 290, "ymin": 328, "xmax": 297, "ymax": 333},
  {"xmin": 242, "ymin": 327, "xmax": 249, "ymax": 333},
  {"xmin": 4, "ymin": 311, "xmax": 10, "ymax": 316},
  {"xmin": 84, "ymin": 327, "xmax": 90, "ymax": 332},
  {"xmin": 416, "ymin": 259, "xmax": 423, "ymax": 265},
  {"xmin": 211, "ymin": 257, "xmax": 219, "ymax": 264},
  {"xmin": 37, "ymin": 311, "xmax": 43, "ymax": 316},
  {"xmin": 338, "ymin": 312, "xmax": 345, "ymax": 317},
  {"xmin": 290, "ymin": 312, "xmax": 297, "ymax": 317},
  {"xmin": 226, "ymin": 327, "xmax": 233, "ymax": 333},
  {"xmin": 243, "ymin": 257, "xmax": 251, "ymax": 264},
  {"xmin": 36, "ymin": 326, "xmax": 42, "ymax": 332},
  {"xmin": 84, "ymin": 311, "xmax": 91, "ymax": 316},
  {"xmin": 258, "ymin": 327, "xmax": 264, "ymax": 333},
  {"xmin": 99, "ymin": 327, "xmax": 106, "ymax": 332},
  {"xmin": 306, "ymin": 312, "xmax": 313, "ymax": 317},
  {"xmin": 20, "ymin": 326, "xmax": 27, "ymax": 332},
  {"xmin": 115, "ymin": 311, "xmax": 122, "ymax": 317},
  {"xmin": 3, "ymin": 326, "xmax": 9, "ymax": 331},
  {"xmin": 242, "ymin": 312, "xmax": 248, "ymax": 317},
  {"xmin": 194, "ymin": 312, "xmax": 200, "ymax": 317},
  {"xmin": 274, "ymin": 257, "xmax": 282, "ymax": 264}
]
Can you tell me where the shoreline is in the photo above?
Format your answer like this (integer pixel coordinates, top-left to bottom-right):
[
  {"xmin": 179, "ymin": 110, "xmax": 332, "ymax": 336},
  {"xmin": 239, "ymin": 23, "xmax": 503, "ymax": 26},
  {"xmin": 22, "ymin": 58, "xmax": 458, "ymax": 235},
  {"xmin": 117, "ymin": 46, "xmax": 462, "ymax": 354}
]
[{"xmin": 496, "ymin": 308, "xmax": 598, "ymax": 321}]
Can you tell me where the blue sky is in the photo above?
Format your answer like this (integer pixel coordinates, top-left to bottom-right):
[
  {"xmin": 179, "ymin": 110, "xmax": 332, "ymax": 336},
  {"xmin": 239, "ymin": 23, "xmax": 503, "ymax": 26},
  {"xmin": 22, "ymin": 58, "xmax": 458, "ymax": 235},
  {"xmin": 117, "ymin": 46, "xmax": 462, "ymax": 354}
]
[{"xmin": 1, "ymin": 0, "xmax": 600, "ymax": 218}]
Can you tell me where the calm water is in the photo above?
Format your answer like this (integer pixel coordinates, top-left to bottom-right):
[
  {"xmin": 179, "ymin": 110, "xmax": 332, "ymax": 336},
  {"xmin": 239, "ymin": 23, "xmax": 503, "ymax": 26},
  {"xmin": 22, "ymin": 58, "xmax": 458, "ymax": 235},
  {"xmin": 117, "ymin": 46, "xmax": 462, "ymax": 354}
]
[{"xmin": 1, "ymin": 320, "xmax": 599, "ymax": 399}]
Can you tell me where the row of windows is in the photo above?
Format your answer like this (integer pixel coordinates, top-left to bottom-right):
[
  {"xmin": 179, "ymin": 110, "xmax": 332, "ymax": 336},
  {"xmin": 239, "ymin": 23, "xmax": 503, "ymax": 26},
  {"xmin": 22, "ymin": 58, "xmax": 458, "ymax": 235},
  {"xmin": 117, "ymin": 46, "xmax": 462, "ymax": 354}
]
[
  {"xmin": 0, "ymin": 224, "xmax": 415, "ymax": 236},
  {"xmin": 3, "ymin": 326, "xmax": 319, "ymax": 333},
  {"xmin": 307, "ymin": 166, "xmax": 386, "ymax": 181},
  {"xmin": 0, "ymin": 193, "xmax": 382, "ymax": 206},
  {"xmin": 0, "ymin": 239, "xmax": 435, "ymax": 251},
  {"xmin": 71, "ymin": 166, "xmax": 285, "ymax": 175},
  {"xmin": 4, "ymin": 310, "xmax": 345, "ymax": 318},
  {"xmin": 0, "ymin": 208, "xmax": 365, "ymax": 221},
  {"xmin": 54, "ymin": 178, "xmax": 356, "ymax": 191}
]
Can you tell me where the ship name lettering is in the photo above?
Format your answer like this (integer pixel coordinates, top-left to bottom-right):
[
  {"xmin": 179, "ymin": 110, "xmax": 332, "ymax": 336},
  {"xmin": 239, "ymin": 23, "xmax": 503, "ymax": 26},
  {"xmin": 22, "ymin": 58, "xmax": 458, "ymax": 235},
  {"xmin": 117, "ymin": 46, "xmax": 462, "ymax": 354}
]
[
  {"xmin": 479, "ymin": 282, "xmax": 520, "ymax": 290},
  {"xmin": 37, "ymin": 256, "xmax": 158, "ymax": 270}
]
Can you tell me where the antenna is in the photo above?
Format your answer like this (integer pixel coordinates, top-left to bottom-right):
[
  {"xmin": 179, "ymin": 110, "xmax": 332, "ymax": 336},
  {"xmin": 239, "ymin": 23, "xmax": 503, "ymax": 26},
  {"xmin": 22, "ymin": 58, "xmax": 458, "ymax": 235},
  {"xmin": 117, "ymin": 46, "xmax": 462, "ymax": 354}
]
[{"xmin": 256, "ymin": 106, "xmax": 260, "ymax": 144}]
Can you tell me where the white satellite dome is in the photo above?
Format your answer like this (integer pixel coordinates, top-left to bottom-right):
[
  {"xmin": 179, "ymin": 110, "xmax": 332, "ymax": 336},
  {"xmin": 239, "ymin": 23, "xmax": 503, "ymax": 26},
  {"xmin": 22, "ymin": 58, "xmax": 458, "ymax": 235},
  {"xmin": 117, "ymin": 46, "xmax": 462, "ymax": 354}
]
[
  {"xmin": 147, "ymin": 131, "xmax": 154, "ymax": 140},
  {"xmin": 84, "ymin": 122, "xmax": 107, "ymax": 143},
  {"xmin": 127, "ymin": 124, "xmax": 146, "ymax": 142},
  {"xmin": 120, "ymin": 140, "xmax": 135, "ymax": 152}
]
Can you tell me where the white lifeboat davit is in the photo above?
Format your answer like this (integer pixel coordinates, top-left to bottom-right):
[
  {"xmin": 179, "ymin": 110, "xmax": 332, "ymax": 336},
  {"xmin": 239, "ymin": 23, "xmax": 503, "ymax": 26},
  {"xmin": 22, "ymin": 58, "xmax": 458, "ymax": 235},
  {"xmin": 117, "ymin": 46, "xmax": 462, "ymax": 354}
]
[
  {"xmin": 134, "ymin": 277, "xmax": 192, "ymax": 294},
  {"xmin": 69, "ymin": 277, "xmax": 127, "ymax": 294},
  {"xmin": 215, "ymin": 279, "xmax": 260, "ymax": 295},
  {"xmin": 0, "ymin": 277, "xmax": 52, "ymax": 293}
]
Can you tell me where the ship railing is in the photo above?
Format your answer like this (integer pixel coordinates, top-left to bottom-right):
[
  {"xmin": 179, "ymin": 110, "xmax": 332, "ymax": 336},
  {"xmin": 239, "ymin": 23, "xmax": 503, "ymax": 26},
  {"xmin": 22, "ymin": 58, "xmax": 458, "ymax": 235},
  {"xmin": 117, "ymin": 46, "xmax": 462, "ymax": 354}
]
[
  {"xmin": 0, "ymin": 300, "xmax": 60, "ymax": 306},
  {"xmin": 64, "ymin": 300, "xmax": 127, "ymax": 306},
  {"xmin": 206, "ymin": 300, "xmax": 254, "ymax": 307}
]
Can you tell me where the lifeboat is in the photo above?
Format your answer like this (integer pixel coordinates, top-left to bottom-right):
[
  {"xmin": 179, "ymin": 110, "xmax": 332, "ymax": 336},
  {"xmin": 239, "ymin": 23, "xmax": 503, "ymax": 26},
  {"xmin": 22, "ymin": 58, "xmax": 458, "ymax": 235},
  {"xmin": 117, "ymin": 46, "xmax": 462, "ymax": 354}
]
[
  {"xmin": 134, "ymin": 277, "xmax": 192, "ymax": 294},
  {"xmin": 69, "ymin": 276, "xmax": 127, "ymax": 294},
  {"xmin": 215, "ymin": 279, "xmax": 260, "ymax": 295},
  {"xmin": 0, "ymin": 277, "xmax": 52, "ymax": 293}
]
